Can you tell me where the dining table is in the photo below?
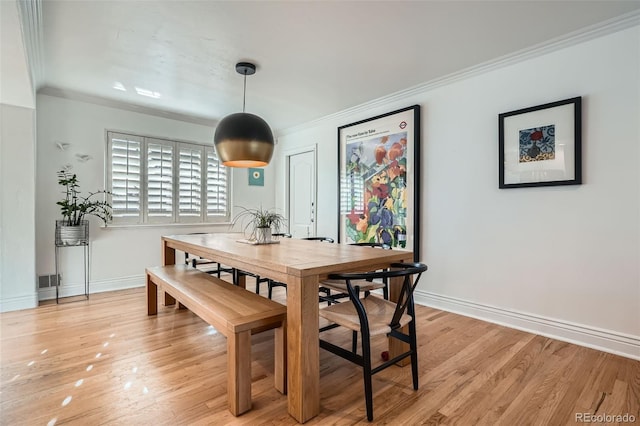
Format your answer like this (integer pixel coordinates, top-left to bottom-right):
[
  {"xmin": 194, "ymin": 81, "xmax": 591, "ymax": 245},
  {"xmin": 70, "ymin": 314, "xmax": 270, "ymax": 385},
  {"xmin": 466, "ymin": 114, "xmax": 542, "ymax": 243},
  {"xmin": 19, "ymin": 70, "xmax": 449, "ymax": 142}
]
[{"xmin": 160, "ymin": 232, "xmax": 414, "ymax": 423}]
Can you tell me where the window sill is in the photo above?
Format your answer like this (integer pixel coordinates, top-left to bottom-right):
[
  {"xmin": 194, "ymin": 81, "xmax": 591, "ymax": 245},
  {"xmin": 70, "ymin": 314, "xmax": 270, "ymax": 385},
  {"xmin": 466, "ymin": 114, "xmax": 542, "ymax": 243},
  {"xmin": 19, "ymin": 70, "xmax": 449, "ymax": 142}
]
[{"xmin": 101, "ymin": 222, "xmax": 233, "ymax": 230}]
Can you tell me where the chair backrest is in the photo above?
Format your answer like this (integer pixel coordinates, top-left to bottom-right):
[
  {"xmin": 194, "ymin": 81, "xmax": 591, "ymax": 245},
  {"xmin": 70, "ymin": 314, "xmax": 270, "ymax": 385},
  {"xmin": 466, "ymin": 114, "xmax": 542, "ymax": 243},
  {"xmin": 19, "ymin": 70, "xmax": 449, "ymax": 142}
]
[
  {"xmin": 327, "ymin": 262, "xmax": 428, "ymax": 330},
  {"xmin": 301, "ymin": 237, "xmax": 334, "ymax": 243},
  {"xmin": 272, "ymin": 233, "xmax": 292, "ymax": 238},
  {"xmin": 185, "ymin": 232, "xmax": 208, "ymax": 264},
  {"xmin": 350, "ymin": 242, "xmax": 391, "ymax": 250}
]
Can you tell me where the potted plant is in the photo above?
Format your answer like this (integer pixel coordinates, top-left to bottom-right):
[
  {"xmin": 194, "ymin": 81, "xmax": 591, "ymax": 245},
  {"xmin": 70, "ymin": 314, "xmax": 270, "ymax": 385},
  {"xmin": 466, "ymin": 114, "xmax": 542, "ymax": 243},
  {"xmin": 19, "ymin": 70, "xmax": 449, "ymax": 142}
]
[
  {"xmin": 231, "ymin": 206, "xmax": 286, "ymax": 244},
  {"xmin": 56, "ymin": 170, "xmax": 112, "ymax": 245}
]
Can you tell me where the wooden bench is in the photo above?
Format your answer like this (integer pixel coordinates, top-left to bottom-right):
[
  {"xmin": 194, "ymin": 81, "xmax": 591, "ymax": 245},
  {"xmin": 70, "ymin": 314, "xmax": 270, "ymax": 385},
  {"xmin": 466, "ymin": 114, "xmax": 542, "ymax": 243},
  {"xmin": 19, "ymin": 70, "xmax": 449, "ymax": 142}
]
[{"xmin": 146, "ymin": 264, "xmax": 287, "ymax": 416}]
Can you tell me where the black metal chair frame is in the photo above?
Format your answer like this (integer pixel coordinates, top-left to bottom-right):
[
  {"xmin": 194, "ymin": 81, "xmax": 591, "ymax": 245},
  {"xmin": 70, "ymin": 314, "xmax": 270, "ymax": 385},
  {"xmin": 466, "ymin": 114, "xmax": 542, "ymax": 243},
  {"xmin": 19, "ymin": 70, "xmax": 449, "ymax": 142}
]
[
  {"xmin": 319, "ymin": 262, "xmax": 428, "ymax": 421},
  {"xmin": 260, "ymin": 236, "xmax": 335, "ymax": 300},
  {"xmin": 184, "ymin": 233, "xmax": 237, "ymax": 284},
  {"xmin": 254, "ymin": 233, "xmax": 292, "ymax": 298},
  {"xmin": 301, "ymin": 236, "xmax": 335, "ymax": 243},
  {"xmin": 319, "ymin": 242, "xmax": 391, "ymax": 305}
]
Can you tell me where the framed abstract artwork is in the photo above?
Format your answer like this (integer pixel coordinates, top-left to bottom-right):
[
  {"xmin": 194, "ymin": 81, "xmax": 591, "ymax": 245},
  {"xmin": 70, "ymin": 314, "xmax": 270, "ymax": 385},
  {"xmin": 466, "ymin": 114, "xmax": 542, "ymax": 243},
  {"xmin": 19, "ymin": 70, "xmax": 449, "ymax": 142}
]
[
  {"xmin": 499, "ymin": 97, "xmax": 582, "ymax": 188},
  {"xmin": 338, "ymin": 105, "xmax": 420, "ymax": 261},
  {"xmin": 248, "ymin": 167, "xmax": 264, "ymax": 186}
]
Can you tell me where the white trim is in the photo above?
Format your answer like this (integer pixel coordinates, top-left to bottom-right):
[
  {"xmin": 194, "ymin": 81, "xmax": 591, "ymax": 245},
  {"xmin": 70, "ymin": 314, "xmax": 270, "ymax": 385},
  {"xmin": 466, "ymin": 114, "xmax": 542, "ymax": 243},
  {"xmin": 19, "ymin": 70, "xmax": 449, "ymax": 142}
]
[
  {"xmin": 279, "ymin": 10, "xmax": 640, "ymax": 137},
  {"xmin": 16, "ymin": 0, "xmax": 44, "ymax": 91},
  {"xmin": 414, "ymin": 290, "xmax": 640, "ymax": 361},
  {"xmin": 38, "ymin": 87, "xmax": 217, "ymax": 127},
  {"xmin": 0, "ymin": 293, "xmax": 38, "ymax": 312},
  {"xmin": 38, "ymin": 275, "xmax": 145, "ymax": 301}
]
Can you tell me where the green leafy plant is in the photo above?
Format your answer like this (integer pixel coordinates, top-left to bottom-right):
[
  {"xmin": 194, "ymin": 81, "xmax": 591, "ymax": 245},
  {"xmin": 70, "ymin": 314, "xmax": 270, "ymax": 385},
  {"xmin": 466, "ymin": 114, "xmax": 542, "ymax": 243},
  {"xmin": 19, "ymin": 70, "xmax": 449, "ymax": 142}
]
[
  {"xmin": 57, "ymin": 170, "xmax": 112, "ymax": 226},
  {"xmin": 231, "ymin": 206, "xmax": 286, "ymax": 239}
]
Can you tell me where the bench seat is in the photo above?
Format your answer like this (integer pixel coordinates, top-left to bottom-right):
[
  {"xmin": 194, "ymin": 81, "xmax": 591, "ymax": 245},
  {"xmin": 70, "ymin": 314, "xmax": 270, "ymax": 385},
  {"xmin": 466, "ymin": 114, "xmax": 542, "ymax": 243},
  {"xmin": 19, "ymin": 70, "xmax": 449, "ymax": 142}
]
[{"xmin": 146, "ymin": 264, "xmax": 287, "ymax": 416}]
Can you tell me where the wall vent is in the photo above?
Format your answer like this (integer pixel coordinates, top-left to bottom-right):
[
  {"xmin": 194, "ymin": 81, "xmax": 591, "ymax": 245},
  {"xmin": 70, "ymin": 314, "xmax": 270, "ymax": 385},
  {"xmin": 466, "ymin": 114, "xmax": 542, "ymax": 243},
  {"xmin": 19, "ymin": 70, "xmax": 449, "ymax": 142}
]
[{"xmin": 38, "ymin": 274, "xmax": 60, "ymax": 289}]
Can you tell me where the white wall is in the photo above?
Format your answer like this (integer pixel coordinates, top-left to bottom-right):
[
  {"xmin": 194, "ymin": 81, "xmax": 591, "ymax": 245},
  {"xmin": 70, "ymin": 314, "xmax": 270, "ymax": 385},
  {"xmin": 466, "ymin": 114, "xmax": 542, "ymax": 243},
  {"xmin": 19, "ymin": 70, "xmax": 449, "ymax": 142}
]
[
  {"xmin": 35, "ymin": 95, "xmax": 275, "ymax": 298},
  {"xmin": 275, "ymin": 26, "xmax": 640, "ymax": 358},
  {"xmin": 1, "ymin": 105, "xmax": 37, "ymax": 311},
  {"xmin": 0, "ymin": 0, "xmax": 37, "ymax": 311}
]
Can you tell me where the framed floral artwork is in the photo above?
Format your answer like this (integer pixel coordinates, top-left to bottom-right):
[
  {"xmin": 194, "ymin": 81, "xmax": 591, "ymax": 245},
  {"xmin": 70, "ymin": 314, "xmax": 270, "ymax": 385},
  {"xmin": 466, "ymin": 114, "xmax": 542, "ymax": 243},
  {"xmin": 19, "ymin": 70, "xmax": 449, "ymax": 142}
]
[
  {"xmin": 337, "ymin": 105, "xmax": 420, "ymax": 261},
  {"xmin": 499, "ymin": 97, "xmax": 582, "ymax": 188}
]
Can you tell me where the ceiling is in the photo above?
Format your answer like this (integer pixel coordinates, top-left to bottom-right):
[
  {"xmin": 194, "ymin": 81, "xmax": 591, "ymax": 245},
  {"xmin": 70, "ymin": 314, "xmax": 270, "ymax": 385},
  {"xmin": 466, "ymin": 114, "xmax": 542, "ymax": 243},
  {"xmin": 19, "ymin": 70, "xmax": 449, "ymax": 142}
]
[{"xmin": 36, "ymin": 1, "xmax": 640, "ymax": 132}]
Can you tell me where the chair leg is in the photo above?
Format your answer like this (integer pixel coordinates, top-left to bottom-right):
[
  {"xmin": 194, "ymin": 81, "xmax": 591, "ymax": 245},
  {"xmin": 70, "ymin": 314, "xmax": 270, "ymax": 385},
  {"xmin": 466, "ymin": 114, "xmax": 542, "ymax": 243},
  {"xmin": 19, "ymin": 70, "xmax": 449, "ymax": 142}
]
[
  {"xmin": 409, "ymin": 318, "xmax": 419, "ymax": 390},
  {"xmin": 351, "ymin": 330, "xmax": 358, "ymax": 354},
  {"xmin": 267, "ymin": 280, "xmax": 273, "ymax": 300},
  {"xmin": 255, "ymin": 279, "xmax": 262, "ymax": 295},
  {"xmin": 361, "ymin": 332, "xmax": 374, "ymax": 421}
]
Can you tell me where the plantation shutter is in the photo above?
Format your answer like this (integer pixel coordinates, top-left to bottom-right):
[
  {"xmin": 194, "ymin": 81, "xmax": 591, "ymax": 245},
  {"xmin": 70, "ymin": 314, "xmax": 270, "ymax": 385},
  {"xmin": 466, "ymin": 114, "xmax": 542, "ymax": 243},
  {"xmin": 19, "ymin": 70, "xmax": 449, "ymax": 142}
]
[
  {"xmin": 178, "ymin": 144, "xmax": 203, "ymax": 220},
  {"xmin": 109, "ymin": 132, "xmax": 142, "ymax": 223},
  {"xmin": 147, "ymin": 140, "xmax": 174, "ymax": 220},
  {"xmin": 107, "ymin": 131, "xmax": 230, "ymax": 225},
  {"xmin": 206, "ymin": 147, "xmax": 228, "ymax": 217}
]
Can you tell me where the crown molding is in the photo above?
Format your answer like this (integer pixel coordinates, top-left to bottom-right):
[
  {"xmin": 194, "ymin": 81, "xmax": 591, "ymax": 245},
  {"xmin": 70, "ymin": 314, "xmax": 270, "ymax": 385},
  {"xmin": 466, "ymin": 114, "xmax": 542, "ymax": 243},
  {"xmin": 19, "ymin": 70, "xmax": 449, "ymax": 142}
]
[
  {"xmin": 16, "ymin": 0, "xmax": 44, "ymax": 91},
  {"xmin": 38, "ymin": 86, "xmax": 218, "ymax": 127},
  {"xmin": 278, "ymin": 9, "xmax": 640, "ymax": 137}
]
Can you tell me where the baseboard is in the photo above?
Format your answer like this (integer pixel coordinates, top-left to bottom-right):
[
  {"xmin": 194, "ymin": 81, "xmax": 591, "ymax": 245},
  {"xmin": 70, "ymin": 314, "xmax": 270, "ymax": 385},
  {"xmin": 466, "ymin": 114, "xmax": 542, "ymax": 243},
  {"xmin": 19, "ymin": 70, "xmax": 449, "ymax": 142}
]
[
  {"xmin": 0, "ymin": 293, "xmax": 39, "ymax": 312},
  {"xmin": 413, "ymin": 290, "xmax": 640, "ymax": 361},
  {"xmin": 38, "ymin": 274, "xmax": 145, "ymax": 301}
]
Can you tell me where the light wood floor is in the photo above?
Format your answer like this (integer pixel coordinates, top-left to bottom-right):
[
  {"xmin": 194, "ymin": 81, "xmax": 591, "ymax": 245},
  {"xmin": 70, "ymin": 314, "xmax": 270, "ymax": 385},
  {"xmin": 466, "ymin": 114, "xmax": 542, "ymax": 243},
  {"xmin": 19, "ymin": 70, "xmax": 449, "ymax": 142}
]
[{"xmin": 1, "ymin": 279, "xmax": 638, "ymax": 425}]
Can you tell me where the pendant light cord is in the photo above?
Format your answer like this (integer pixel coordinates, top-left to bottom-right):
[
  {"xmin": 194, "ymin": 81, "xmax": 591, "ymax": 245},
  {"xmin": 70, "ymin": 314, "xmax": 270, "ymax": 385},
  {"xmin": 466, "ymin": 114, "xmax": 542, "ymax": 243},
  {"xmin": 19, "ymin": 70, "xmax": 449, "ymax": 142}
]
[{"xmin": 242, "ymin": 73, "xmax": 247, "ymax": 113}]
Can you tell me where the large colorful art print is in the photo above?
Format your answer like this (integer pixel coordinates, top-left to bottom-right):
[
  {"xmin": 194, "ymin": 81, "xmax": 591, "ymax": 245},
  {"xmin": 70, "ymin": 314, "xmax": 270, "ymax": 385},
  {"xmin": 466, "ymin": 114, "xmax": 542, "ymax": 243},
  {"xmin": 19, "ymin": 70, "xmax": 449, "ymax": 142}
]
[
  {"xmin": 338, "ymin": 105, "xmax": 420, "ymax": 261},
  {"xmin": 499, "ymin": 97, "xmax": 581, "ymax": 188}
]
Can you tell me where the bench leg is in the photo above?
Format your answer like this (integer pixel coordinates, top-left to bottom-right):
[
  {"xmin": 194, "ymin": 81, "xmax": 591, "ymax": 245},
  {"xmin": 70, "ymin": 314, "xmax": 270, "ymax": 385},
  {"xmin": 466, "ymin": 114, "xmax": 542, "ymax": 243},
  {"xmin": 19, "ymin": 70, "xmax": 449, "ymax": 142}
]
[
  {"xmin": 164, "ymin": 292, "xmax": 176, "ymax": 306},
  {"xmin": 227, "ymin": 330, "xmax": 252, "ymax": 416},
  {"xmin": 146, "ymin": 274, "xmax": 157, "ymax": 315},
  {"xmin": 274, "ymin": 321, "xmax": 287, "ymax": 394}
]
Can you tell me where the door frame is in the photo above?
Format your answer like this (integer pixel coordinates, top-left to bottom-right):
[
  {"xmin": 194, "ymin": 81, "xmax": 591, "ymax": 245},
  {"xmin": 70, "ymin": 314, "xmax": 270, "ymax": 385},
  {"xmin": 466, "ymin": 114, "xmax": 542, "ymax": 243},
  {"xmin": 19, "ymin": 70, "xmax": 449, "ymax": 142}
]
[{"xmin": 284, "ymin": 144, "xmax": 317, "ymax": 237}]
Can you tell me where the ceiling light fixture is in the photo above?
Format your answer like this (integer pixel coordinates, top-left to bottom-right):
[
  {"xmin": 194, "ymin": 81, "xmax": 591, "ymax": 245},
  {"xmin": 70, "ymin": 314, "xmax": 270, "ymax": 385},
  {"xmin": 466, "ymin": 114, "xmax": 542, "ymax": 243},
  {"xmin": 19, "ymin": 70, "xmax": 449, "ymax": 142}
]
[
  {"xmin": 213, "ymin": 62, "xmax": 274, "ymax": 168},
  {"xmin": 135, "ymin": 87, "xmax": 161, "ymax": 98}
]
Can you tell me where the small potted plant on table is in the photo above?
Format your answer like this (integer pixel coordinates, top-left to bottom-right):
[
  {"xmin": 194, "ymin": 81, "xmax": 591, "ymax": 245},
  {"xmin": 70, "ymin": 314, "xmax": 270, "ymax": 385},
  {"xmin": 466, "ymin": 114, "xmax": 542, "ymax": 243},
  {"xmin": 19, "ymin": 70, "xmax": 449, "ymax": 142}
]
[
  {"xmin": 56, "ymin": 170, "xmax": 112, "ymax": 246},
  {"xmin": 231, "ymin": 206, "xmax": 286, "ymax": 244}
]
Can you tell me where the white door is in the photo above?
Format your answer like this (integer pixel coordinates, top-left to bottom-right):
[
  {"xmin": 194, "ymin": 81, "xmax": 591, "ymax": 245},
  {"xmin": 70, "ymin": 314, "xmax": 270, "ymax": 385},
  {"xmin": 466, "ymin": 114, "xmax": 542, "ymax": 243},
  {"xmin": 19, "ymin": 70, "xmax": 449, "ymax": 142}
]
[{"xmin": 288, "ymin": 150, "xmax": 316, "ymax": 238}]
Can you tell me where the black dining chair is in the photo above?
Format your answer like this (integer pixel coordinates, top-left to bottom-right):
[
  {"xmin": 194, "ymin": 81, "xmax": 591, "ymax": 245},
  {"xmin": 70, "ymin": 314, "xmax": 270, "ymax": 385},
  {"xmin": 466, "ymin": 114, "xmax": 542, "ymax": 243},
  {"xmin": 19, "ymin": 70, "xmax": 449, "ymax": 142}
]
[
  {"xmin": 319, "ymin": 242, "xmax": 391, "ymax": 305},
  {"xmin": 319, "ymin": 262, "xmax": 428, "ymax": 421},
  {"xmin": 301, "ymin": 236, "xmax": 335, "ymax": 243},
  {"xmin": 254, "ymin": 233, "xmax": 293, "ymax": 298},
  {"xmin": 184, "ymin": 233, "xmax": 237, "ymax": 284},
  {"xmin": 262, "ymin": 236, "xmax": 335, "ymax": 300}
]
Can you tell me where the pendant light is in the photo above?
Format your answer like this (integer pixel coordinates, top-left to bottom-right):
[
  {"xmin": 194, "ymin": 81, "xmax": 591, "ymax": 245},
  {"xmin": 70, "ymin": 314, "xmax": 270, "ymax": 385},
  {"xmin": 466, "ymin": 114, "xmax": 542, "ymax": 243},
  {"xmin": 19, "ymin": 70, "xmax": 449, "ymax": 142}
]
[{"xmin": 213, "ymin": 62, "xmax": 274, "ymax": 167}]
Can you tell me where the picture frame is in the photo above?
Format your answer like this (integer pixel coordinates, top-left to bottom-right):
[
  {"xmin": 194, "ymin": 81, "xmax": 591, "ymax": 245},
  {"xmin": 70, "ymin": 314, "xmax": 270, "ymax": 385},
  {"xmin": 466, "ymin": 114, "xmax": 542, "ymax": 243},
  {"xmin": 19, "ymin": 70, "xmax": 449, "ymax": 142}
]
[
  {"xmin": 248, "ymin": 167, "xmax": 264, "ymax": 186},
  {"xmin": 338, "ymin": 105, "xmax": 420, "ymax": 261},
  {"xmin": 499, "ymin": 96, "xmax": 582, "ymax": 188}
]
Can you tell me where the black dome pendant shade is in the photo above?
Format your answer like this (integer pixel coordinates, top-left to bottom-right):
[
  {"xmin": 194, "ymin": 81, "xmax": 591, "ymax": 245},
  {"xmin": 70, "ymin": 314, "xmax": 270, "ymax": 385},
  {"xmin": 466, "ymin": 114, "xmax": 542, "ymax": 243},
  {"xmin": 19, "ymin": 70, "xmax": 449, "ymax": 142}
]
[{"xmin": 213, "ymin": 62, "xmax": 274, "ymax": 168}]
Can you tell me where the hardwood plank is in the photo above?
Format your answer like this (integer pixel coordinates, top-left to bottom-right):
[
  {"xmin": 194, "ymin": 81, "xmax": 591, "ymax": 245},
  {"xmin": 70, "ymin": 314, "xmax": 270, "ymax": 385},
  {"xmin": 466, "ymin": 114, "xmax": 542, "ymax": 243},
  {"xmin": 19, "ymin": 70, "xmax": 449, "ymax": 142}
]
[{"xmin": 2, "ymin": 287, "xmax": 638, "ymax": 425}]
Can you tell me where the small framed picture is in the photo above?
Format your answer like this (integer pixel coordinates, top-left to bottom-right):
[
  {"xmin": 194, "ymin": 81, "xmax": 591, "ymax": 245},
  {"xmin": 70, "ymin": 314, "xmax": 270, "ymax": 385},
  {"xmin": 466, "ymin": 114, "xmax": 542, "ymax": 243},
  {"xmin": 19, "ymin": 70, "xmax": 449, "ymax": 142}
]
[
  {"xmin": 499, "ymin": 97, "xmax": 582, "ymax": 188},
  {"xmin": 248, "ymin": 168, "xmax": 264, "ymax": 186}
]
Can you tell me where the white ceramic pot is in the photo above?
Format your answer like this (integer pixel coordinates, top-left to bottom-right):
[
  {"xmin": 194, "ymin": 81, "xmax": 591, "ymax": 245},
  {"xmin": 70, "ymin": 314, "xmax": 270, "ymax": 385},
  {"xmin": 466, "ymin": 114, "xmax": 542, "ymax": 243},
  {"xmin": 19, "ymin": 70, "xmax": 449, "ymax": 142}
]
[{"xmin": 256, "ymin": 227, "xmax": 272, "ymax": 244}]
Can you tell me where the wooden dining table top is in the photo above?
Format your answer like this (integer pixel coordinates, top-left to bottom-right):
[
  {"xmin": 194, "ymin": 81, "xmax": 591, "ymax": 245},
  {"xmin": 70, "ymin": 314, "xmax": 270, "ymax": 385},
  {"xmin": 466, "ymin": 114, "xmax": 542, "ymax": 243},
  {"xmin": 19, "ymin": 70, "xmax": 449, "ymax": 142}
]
[{"xmin": 162, "ymin": 232, "xmax": 413, "ymax": 280}]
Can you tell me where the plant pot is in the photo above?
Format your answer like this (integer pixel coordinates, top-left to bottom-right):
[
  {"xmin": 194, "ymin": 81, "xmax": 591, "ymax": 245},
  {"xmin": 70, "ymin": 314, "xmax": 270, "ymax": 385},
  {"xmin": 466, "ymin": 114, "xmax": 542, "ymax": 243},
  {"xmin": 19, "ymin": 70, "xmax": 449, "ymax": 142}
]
[
  {"xmin": 256, "ymin": 227, "xmax": 272, "ymax": 244},
  {"xmin": 56, "ymin": 220, "xmax": 89, "ymax": 246}
]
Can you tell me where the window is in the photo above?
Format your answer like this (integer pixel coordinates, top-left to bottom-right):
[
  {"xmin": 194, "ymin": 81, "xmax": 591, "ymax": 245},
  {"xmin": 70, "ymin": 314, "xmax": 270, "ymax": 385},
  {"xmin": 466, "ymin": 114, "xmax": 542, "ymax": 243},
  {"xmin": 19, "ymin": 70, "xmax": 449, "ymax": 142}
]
[{"xmin": 107, "ymin": 131, "xmax": 230, "ymax": 225}]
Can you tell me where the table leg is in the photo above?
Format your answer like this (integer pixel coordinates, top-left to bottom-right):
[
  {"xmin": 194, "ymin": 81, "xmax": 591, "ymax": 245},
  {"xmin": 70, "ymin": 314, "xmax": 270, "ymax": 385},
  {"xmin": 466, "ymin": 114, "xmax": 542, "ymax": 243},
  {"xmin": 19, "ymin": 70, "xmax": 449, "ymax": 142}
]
[{"xmin": 287, "ymin": 275, "xmax": 320, "ymax": 423}]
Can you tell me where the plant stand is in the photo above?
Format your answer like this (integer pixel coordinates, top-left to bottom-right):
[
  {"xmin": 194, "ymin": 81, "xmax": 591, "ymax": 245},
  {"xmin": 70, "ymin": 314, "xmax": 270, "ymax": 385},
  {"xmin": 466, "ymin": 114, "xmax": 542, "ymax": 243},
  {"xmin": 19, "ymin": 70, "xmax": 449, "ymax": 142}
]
[{"xmin": 54, "ymin": 221, "xmax": 90, "ymax": 303}]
